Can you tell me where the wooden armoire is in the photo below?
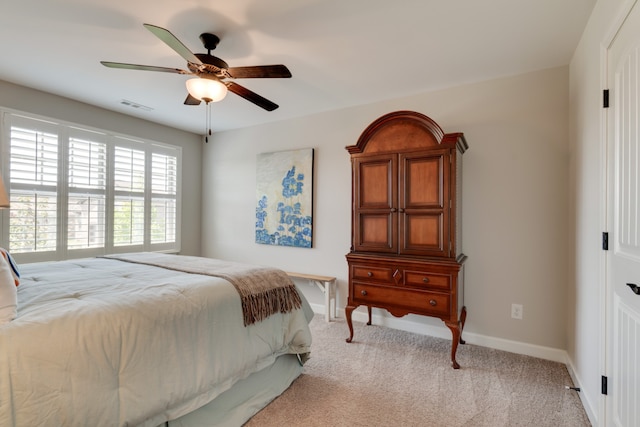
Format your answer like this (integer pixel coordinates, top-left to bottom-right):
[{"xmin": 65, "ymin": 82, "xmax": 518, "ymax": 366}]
[{"xmin": 345, "ymin": 111, "xmax": 468, "ymax": 369}]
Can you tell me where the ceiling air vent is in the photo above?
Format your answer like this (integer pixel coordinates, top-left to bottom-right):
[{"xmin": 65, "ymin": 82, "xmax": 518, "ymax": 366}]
[{"xmin": 120, "ymin": 99, "xmax": 153, "ymax": 112}]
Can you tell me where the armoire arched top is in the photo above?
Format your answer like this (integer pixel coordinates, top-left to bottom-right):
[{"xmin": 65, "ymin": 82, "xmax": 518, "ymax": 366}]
[{"xmin": 346, "ymin": 110, "xmax": 468, "ymax": 155}]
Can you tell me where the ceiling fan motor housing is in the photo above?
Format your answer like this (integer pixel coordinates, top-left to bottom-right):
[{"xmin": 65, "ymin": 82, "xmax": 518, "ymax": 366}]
[
  {"xmin": 194, "ymin": 53, "xmax": 229, "ymax": 71},
  {"xmin": 200, "ymin": 33, "xmax": 220, "ymax": 51}
]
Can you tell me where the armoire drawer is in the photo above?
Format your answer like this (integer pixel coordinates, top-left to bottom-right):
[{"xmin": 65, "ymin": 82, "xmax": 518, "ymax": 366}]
[
  {"xmin": 351, "ymin": 265, "xmax": 394, "ymax": 283},
  {"xmin": 403, "ymin": 270, "xmax": 451, "ymax": 290},
  {"xmin": 352, "ymin": 283, "xmax": 450, "ymax": 317}
]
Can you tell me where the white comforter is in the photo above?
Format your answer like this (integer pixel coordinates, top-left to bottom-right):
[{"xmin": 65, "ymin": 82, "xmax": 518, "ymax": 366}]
[{"xmin": 0, "ymin": 256, "xmax": 313, "ymax": 427}]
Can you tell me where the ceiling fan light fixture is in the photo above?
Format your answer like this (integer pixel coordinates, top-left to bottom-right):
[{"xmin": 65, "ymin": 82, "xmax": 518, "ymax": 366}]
[{"xmin": 185, "ymin": 77, "xmax": 227, "ymax": 103}]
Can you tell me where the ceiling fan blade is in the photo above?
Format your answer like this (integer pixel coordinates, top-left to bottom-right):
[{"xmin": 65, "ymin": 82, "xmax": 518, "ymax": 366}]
[
  {"xmin": 101, "ymin": 61, "xmax": 189, "ymax": 74},
  {"xmin": 227, "ymin": 82, "xmax": 279, "ymax": 111},
  {"xmin": 184, "ymin": 93, "xmax": 201, "ymax": 105},
  {"xmin": 143, "ymin": 23, "xmax": 203, "ymax": 65},
  {"xmin": 227, "ymin": 65, "xmax": 292, "ymax": 79}
]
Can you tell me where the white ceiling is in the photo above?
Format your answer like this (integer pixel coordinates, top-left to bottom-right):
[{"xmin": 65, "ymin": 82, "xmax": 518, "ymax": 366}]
[{"xmin": 0, "ymin": 0, "xmax": 595, "ymax": 134}]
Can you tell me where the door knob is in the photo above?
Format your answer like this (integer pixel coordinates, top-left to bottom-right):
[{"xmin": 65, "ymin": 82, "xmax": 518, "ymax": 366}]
[{"xmin": 627, "ymin": 283, "xmax": 640, "ymax": 295}]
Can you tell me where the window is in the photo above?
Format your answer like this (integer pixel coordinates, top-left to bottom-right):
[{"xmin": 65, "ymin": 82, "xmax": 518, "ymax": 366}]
[
  {"xmin": 67, "ymin": 132, "xmax": 107, "ymax": 250},
  {"xmin": 113, "ymin": 146, "xmax": 145, "ymax": 247},
  {"xmin": 8, "ymin": 121, "xmax": 58, "ymax": 254},
  {"xmin": 151, "ymin": 153, "xmax": 177, "ymax": 244},
  {"xmin": 1, "ymin": 112, "xmax": 181, "ymax": 261}
]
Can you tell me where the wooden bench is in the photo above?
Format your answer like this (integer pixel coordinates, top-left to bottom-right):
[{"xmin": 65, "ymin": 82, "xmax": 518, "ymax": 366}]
[{"xmin": 286, "ymin": 272, "xmax": 337, "ymax": 322}]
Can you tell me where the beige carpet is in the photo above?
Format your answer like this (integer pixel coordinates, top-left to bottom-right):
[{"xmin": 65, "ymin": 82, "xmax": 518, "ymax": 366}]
[{"xmin": 245, "ymin": 316, "xmax": 591, "ymax": 427}]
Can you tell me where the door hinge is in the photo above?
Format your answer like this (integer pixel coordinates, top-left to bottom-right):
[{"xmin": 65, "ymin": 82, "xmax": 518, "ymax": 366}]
[
  {"xmin": 602, "ymin": 375, "xmax": 608, "ymax": 395},
  {"xmin": 603, "ymin": 89, "xmax": 610, "ymax": 108},
  {"xmin": 602, "ymin": 232, "xmax": 609, "ymax": 251}
]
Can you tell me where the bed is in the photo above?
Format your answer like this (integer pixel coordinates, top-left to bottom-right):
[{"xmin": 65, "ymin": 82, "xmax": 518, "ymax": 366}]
[{"xmin": 0, "ymin": 252, "xmax": 313, "ymax": 427}]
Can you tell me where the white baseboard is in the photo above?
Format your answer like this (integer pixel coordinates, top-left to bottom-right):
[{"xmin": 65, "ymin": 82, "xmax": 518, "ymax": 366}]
[
  {"xmin": 565, "ymin": 357, "xmax": 598, "ymax": 426},
  {"xmin": 309, "ymin": 303, "xmax": 568, "ymax": 364}
]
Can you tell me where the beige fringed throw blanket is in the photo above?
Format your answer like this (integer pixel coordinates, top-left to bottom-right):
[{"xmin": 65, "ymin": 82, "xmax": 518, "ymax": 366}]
[{"xmin": 103, "ymin": 253, "xmax": 302, "ymax": 326}]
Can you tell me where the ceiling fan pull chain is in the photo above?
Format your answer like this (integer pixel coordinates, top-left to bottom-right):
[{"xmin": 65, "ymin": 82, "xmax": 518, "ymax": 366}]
[{"xmin": 205, "ymin": 101, "xmax": 211, "ymax": 143}]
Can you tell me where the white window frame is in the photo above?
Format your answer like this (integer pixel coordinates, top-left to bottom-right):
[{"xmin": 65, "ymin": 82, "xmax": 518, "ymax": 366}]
[{"xmin": 0, "ymin": 110, "xmax": 182, "ymax": 263}]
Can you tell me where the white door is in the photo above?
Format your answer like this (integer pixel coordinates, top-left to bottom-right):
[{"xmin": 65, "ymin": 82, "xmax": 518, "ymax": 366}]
[{"xmin": 607, "ymin": 1, "xmax": 640, "ymax": 425}]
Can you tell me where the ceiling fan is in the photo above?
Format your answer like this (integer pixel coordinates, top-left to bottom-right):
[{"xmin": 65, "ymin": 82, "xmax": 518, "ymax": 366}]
[{"xmin": 101, "ymin": 24, "xmax": 292, "ymax": 111}]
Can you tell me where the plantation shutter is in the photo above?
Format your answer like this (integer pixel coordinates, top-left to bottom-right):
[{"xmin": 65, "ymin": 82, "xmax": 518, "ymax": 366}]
[
  {"xmin": 113, "ymin": 146, "xmax": 145, "ymax": 246},
  {"xmin": 151, "ymin": 153, "xmax": 177, "ymax": 244},
  {"xmin": 67, "ymin": 132, "xmax": 107, "ymax": 250},
  {"xmin": 8, "ymin": 120, "xmax": 59, "ymax": 253}
]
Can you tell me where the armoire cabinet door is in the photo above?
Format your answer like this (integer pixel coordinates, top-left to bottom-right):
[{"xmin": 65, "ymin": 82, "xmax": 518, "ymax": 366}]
[
  {"xmin": 353, "ymin": 154, "xmax": 398, "ymax": 253},
  {"xmin": 399, "ymin": 149, "xmax": 451, "ymax": 257}
]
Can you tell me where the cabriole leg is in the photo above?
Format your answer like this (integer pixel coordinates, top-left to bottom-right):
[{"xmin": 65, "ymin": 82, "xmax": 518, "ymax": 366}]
[
  {"xmin": 459, "ymin": 306, "xmax": 467, "ymax": 344},
  {"xmin": 345, "ymin": 305, "xmax": 356, "ymax": 343},
  {"xmin": 445, "ymin": 320, "xmax": 462, "ymax": 369}
]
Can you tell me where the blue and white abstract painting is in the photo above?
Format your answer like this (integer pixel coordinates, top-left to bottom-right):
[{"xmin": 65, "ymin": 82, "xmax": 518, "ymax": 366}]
[{"xmin": 256, "ymin": 148, "xmax": 314, "ymax": 248}]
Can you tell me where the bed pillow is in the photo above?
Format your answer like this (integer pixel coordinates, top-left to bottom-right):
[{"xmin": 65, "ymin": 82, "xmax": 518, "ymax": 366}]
[
  {"xmin": 0, "ymin": 248, "xmax": 20, "ymax": 286},
  {"xmin": 0, "ymin": 248, "xmax": 19, "ymax": 325}
]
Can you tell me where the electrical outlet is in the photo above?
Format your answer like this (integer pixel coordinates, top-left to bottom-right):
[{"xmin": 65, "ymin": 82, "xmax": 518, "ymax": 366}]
[{"xmin": 511, "ymin": 303, "xmax": 523, "ymax": 320}]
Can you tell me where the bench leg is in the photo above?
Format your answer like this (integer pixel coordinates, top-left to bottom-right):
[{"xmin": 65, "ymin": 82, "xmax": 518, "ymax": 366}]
[
  {"xmin": 324, "ymin": 280, "xmax": 331, "ymax": 322},
  {"xmin": 311, "ymin": 279, "xmax": 334, "ymax": 322}
]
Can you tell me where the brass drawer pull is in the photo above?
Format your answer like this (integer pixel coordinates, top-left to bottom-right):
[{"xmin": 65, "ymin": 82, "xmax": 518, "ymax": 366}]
[
  {"xmin": 367, "ymin": 272, "xmax": 373, "ymax": 277},
  {"xmin": 361, "ymin": 290, "xmax": 368, "ymax": 296},
  {"xmin": 423, "ymin": 277, "xmax": 430, "ymax": 283},
  {"xmin": 429, "ymin": 299, "xmax": 437, "ymax": 306}
]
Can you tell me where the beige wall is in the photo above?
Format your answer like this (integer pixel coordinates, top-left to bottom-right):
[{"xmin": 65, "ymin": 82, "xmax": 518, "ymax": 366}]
[
  {"xmin": 202, "ymin": 66, "xmax": 571, "ymax": 351},
  {"xmin": 0, "ymin": 80, "xmax": 204, "ymax": 256}
]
